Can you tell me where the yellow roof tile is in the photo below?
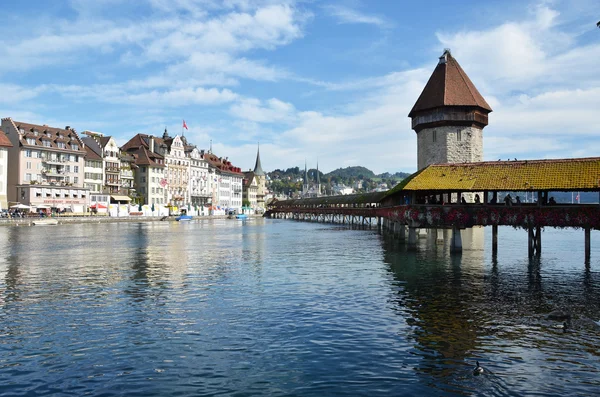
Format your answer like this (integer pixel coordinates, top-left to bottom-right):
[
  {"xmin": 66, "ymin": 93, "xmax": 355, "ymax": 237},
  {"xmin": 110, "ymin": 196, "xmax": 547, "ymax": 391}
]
[{"xmin": 401, "ymin": 158, "xmax": 600, "ymax": 191}]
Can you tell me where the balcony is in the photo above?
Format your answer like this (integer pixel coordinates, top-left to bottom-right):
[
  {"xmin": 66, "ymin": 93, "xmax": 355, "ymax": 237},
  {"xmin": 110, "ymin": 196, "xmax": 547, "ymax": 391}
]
[
  {"xmin": 106, "ymin": 180, "xmax": 120, "ymax": 186},
  {"xmin": 106, "ymin": 167, "xmax": 120, "ymax": 174},
  {"xmin": 42, "ymin": 157, "xmax": 66, "ymax": 165},
  {"xmin": 42, "ymin": 169, "xmax": 66, "ymax": 177}
]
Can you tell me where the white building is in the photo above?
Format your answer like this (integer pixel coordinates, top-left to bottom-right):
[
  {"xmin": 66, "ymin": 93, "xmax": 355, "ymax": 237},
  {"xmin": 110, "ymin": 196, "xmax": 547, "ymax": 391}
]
[
  {"xmin": 0, "ymin": 129, "xmax": 12, "ymax": 210},
  {"xmin": 2, "ymin": 118, "xmax": 89, "ymax": 212},
  {"xmin": 186, "ymin": 145, "xmax": 211, "ymax": 206}
]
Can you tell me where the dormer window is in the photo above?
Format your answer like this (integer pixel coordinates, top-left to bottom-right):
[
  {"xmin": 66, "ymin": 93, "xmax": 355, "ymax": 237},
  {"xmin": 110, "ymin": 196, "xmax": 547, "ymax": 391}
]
[{"xmin": 71, "ymin": 144, "xmax": 79, "ymax": 151}]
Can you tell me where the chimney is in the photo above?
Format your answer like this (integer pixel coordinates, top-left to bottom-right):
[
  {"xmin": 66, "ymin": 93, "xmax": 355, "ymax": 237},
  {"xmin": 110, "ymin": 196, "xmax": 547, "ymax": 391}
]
[{"xmin": 149, "ymin": 136, "xmax": 155, "ymax": 153}]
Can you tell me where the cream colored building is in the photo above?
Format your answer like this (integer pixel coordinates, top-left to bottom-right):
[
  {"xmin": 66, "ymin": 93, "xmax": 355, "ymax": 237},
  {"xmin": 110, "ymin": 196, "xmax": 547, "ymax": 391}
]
[
  {"xmin": 1, "ymin": 118, "xmax": 89, "ymax": 212},
  {"xmin": 0, "ymin": 129, "xmax": 12, "ymax": 210}
]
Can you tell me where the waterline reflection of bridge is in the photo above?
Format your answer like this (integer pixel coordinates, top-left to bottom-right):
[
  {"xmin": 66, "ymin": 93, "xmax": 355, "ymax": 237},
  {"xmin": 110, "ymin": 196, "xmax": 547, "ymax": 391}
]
[{"xmin": 266, "ymin": 158, "xmax": 600, "ymax": 262}]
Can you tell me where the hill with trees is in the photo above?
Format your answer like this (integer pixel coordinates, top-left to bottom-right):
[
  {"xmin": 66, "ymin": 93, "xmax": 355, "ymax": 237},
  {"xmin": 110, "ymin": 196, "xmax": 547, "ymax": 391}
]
[{"xmin": 267, "ymin": 165, "xmax": 411, "ymax": 196}]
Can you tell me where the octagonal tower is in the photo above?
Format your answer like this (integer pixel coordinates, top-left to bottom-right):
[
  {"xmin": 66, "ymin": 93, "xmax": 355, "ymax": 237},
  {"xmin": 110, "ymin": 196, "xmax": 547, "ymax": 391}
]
[{"xmin": 409, "ymin": 49, "xmax": 492, "ymax": 170}]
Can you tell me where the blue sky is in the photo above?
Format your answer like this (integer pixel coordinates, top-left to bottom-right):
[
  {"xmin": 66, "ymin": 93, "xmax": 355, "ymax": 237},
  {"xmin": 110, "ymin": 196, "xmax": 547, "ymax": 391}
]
[{"xmin": 1, "ymin": 0, "xmax": 598, "ymax": 174}]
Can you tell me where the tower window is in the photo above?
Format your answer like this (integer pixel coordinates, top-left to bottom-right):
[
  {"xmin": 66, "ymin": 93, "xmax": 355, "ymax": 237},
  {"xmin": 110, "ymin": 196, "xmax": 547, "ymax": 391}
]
[
  {"xmin": 457, "ymin": 129, "xmax": 462, "ymax": 141},
  {"xmin": 432, "ymin": 130, "xmax": 437, "ymax": 142}
]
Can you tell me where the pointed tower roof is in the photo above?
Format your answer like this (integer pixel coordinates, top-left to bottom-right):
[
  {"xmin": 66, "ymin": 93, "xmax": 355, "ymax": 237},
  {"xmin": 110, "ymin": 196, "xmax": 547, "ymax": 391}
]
[
  {"xmin": 253, "ymin": 144, "xmax": 265, "ymax": 176},
  {"xmin": 408, "ymin": 49, "xmax": 492, "ymax": 117},
  {"xmin": 316, "ymin": 161, "xmax": 320, "ymax": 184},
  {"xmin": 303, "ymin": 161, "xmax": 308, "ymax": 185}
]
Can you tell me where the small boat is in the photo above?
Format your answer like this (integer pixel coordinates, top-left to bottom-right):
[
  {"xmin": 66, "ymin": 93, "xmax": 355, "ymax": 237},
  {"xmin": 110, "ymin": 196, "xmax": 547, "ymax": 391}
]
[
  {"xmin": 33, "ymin": 219, "xmax": 59, "ymax": 226},
  {"xmin": 235, "ymin": 214, "xmax": 248, "ymax": 220},
  {"xmin": 175, "ymin": 214, "xmax": 193, "ymax": 221}
]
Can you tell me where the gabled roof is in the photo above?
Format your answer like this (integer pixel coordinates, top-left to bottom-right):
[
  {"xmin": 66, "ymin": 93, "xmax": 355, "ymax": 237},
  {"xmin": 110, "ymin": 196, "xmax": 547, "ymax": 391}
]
[
  {"xmin": 129, "ymin": 146, "xmax": 165, "ymax": 167},
  {"xmin": 409, "ymin": 50, "xmax": 492, "ymax": 117},
  {"xmin": 389, "ymin": 157, "xmax": 600, "ymax": 192},
  {"xmin": 11, "ymin": 120, "xmax": 86, "ymax": 153},
  {"xmin": 84, "ymin": 145, "xmax": 102, "ymax": 161},
  {"xmin": 0, "ymin": 129, "xmax": 12, "ymax": 148}
]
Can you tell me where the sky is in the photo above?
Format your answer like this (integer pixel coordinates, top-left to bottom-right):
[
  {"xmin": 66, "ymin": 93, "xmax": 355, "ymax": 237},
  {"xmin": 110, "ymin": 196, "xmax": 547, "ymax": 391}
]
[{"xmin": 0, "ymin": 0, "xmax": 598, "ymax": 174}]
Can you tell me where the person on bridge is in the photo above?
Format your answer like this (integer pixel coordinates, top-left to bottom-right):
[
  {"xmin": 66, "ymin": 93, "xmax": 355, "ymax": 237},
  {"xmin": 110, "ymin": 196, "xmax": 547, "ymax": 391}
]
[
  {"xmin": 515, "ymin": 196, "xmax": 521, "ymax": 205},
  {"xmin": 504, "ymin": 194, "xmax": 513, "ymax": 206},
  {"xmin": 475, "ymin": 194, "xmax": 481, "ymax": 204}
]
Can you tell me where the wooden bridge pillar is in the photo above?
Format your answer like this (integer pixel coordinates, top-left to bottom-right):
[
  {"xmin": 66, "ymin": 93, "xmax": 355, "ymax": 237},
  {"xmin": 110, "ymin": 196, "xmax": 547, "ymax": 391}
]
[
  {"xmin": 407, "ymin": 227, "xmax": 417, "ymax": 250},
  {"xmin": 585, "ymin": 227, "xmax": 591, "ymax": 263},
  {"xmin": 450, "ymin": 227, "xmax": 462, "ymax": 253},
  {"xmin": 492, "ymin": 224, "xmax": 498, "ymax": 256},
  {"xmin": 398, "ymin": 223, "xmax": 406, "ymax": 241}
]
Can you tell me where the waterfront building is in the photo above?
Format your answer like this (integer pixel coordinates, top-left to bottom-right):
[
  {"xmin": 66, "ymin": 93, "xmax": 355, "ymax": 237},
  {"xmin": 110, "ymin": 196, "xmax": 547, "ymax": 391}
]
[
  {"xmin": 409, "ymin": 49, "xmax": 492, "ymax": 170},
  {"xmin": 156, "ymin": 129, "xmax": 190, "ymax": 208},
  {"xmin": 203, "ymin": 151, "xmax": 243, "ymax": 211},
  {"xmin": 119, "ymin": 152, "xmax": 137, "ymax": 202},
  {"xmin": 1, "ymin": 118, "xmax": 89, "ymax": 212},
  {"xmin": 83, "ymin": 144, "xmax": 103, "ymax": 194},
  {"xmin": 243, "ymin": 145, "xmax": 266, "ymax": 211},
  {"xmin": 0, "ymin": 129, "xmax": 12, "ymax": 210},
  {"xmin": 121, "ymin": 135, "xmax": 166, "ymax": 206},
  {"xmin": 184, "ymin": 140, "xmax": 211, "ymax": 207},
  {"xmin": 82, "ymin": 132, "xmax": 132, "ymax": 205},
  {"xmin": 243, "ymin": 173, "xmax": 258, "ymax": 209}
]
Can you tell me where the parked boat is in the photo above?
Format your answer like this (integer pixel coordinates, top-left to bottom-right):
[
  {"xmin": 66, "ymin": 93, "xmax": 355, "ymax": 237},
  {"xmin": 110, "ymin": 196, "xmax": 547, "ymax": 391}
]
[
  {"xmin": 235, "ymin": 214, "xmax": 248, "ymax": 220},
  {"xmin": 175, "ymin": 214, "xmax": 193, "ymax": 222},
  {"xmin": 32, "ymin": 219, "xmax": 59, "ymax": 226}
]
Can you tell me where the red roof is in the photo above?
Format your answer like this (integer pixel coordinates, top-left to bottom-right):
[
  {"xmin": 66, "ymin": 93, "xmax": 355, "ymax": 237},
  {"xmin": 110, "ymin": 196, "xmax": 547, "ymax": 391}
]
[
  {"xmin": 0, "ymin": 130, "xmax": 12, "ymax": 148},
  {"xmin": 409, "ymin": 50, "xmax": 492, "ymax": 117}
]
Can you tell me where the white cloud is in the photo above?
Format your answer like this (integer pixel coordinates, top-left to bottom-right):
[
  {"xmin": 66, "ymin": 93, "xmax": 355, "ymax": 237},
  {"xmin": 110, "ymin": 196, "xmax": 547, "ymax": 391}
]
[
  {"xmin": 230, "ymin": 98, "xmax": 296, "ymax": 123},
  {"xmin": 323, "ymin": 5, "xmax": 389, "ymax": 28}
]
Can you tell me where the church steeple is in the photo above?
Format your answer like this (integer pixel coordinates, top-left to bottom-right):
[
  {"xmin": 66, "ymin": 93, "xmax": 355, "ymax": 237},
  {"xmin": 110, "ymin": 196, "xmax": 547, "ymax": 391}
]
[
  {"xmin": 316, "ymin": 160, "xmax": 321, "ymax": 196},
  {"xmin": 303, "ymin": 160, "xmax": 308, "ymax": 196},
  {"xmin": 253, "ymin": 143, "xmax": 264, "ymax": 176}
]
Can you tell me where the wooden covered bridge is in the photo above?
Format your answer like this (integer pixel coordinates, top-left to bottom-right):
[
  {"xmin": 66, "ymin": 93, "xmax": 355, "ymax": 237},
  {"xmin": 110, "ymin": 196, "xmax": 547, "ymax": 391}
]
[{"xmin": 266, "ymin": 157, "xmax": 600, "ymax": 261}]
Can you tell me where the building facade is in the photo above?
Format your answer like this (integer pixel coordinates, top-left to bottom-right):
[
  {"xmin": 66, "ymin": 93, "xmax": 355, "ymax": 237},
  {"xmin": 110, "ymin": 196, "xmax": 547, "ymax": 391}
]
[
  {"xmin": 409, "ymin": 49, "xmax": 492, "ymax": 170},
  {"xmin": 0, "ymin": 129, "xmax": 12, "ymax": 210},
  {"xmin": 83, "ymin": 145, "xmax": 103, "ymax": 193},
  {"xmin": 2, "ymin": 118, "xmax": 89, "ymax": 212},
  {"xmin": 187, "ymin": 146, "xmax": 211, "ymax": 206}
]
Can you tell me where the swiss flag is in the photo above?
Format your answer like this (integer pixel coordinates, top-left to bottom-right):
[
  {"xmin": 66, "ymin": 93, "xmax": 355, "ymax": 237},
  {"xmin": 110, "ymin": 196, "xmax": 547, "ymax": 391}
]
[{"xmin": 183, "ymin": 120, "xmax": 188, "ymax": 130}]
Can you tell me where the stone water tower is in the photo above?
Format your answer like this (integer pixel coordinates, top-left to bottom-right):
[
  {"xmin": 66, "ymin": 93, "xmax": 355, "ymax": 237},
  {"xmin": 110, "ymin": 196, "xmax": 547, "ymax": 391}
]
[{"xmin": 409, "ymin": 49, "xmax": 492, "ymax": 170}]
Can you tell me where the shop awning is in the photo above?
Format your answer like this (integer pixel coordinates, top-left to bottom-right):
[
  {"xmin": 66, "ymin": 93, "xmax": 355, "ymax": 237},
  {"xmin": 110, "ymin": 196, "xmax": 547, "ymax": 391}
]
[{"xmin": 111, "ymin": 195, "xmax": 132, "ymax": 202}]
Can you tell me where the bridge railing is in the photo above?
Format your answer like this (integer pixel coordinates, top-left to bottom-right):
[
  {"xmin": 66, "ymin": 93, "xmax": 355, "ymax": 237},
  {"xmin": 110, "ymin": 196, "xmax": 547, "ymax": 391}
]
[{"xmin": 269, "ymin": 204, "xmax": 600, "ymax": 230}]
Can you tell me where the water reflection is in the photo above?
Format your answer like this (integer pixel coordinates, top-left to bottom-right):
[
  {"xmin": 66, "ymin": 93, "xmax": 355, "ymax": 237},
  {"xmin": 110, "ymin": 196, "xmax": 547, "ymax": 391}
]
[{"xmin": 381, "ymin": 227, "xmax": 600, "ymax": 395}]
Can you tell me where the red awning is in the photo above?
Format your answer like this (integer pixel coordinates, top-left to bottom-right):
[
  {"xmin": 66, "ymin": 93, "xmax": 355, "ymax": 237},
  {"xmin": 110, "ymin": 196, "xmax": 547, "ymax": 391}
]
[{"xmin": 90, "ymin": 203, "xmax": 107, "ymax": 209}]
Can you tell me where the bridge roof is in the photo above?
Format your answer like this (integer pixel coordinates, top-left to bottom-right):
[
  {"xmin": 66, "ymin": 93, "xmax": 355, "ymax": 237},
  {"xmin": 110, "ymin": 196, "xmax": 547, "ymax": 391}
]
[
  {"xmin": 389, "ymin": 157, "xmax": 600, "ymax": 193},
  {"xmin": 273, "ymin": 191, "xmax": 387, "ymax": 207}
]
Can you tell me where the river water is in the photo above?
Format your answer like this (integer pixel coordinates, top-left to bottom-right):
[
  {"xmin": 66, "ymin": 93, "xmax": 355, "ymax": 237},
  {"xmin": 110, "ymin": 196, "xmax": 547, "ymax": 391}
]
[{"xmin": 0, "ymin": 219, "xmax": 599, "ymax": 396}]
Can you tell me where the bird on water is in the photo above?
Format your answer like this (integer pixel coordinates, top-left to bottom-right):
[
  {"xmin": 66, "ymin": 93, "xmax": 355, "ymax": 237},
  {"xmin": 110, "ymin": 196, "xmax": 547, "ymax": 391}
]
[{"xmin": 473, "ymin": 361, "xmax": 484, "ymax": 376}]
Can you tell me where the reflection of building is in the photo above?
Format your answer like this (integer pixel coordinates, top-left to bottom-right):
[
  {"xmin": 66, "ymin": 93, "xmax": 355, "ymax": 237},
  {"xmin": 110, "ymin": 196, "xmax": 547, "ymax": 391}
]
[
  {"xmin": 0, "ymin": 129, "xmax": 13, "ymax": 210},
  {"xmin": 2, "ymin": 118, "xmax": 89, "ymax": 212}
]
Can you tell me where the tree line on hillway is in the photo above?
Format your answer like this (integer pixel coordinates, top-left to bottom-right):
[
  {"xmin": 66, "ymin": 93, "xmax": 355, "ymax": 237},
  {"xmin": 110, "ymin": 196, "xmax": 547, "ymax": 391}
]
[{"xmin": 267, "ymin": 166, "xmax": 411, "ymax": 196}]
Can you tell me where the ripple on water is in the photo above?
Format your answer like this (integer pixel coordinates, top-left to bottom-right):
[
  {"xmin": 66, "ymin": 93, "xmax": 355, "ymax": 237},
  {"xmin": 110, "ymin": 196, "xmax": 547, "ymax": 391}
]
[{"xmin": 0, "ymin": 222, "xmax": 599, "ymax": 396}]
